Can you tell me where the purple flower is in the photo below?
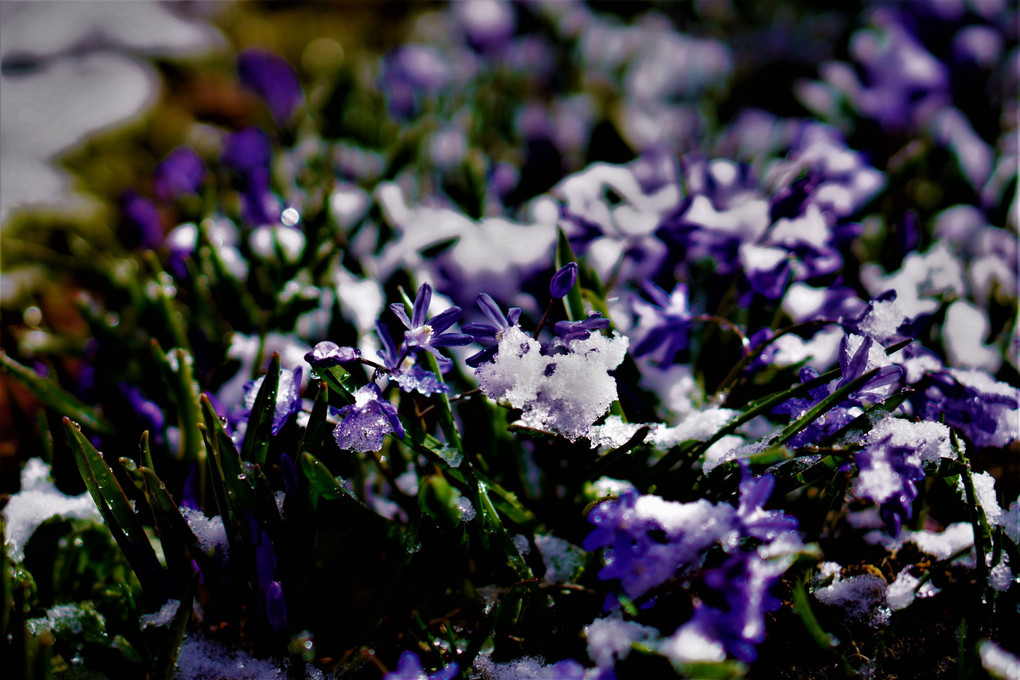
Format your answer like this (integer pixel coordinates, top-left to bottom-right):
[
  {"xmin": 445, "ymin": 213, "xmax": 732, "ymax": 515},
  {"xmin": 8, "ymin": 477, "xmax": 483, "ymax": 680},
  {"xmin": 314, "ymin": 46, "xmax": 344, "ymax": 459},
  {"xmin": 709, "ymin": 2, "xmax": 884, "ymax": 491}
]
[
  {"xmin": 631, "ymin": 282, "xmax": 691, "ymax": 366},
  {"xmin": 682, "ymin": 552, "xmax": 783, "ymax": 663},
  {"xmin": 390, "ymin": 283, "xmax": 472, "ymax": 369},
  {"xmin": 375, "ymin": 320, "xmax": 405, "ymax": 373},
  {"xmin": 921, "ymin": 369, "xmax": 1019, "ymax": 448},
  {"xmin": 738, "ymin": 244, "xmax": 792, "ymax": 302},
  {"xmin": 549, "ymin": 262, "xmax": 578, "ymax": 298},
  {"xmin": 836, "ymin": 334, "xmax": 903, "ymax": 402},
  {"xmin": 265, "ymin": 580, "xmax": 287, "ymax": 632},
  {"xmin": 381, "ymin": 45, "xmax": 453, "ymax": 118},
  {"xmin": 333, "ymin": 383, "xmax": 404, "ymax": 452},
  {"xmin": 462, "ymin": 293, "xmax": 522, "ymax": 367},
  {"xmin": 553, "ymin": 311, "xmax": 610, "ymax": 342},
  {"xmin": 584, "ymin": 491, "xmax": 725, "ymax": 601},
  {"xmin": 744, "ymin": 327, "xmax": 776, "ymax": 372},
  {"xmin": 119, "ymin": 384, "xmax": 165, "ymax": 433},
  {"xmin": 153, "ymin": 147, "xmax": 205, "ymax": 201},
  {"xmin": 842, "ymin": 8, "xmax": 950, "ymax": 133},
  {"xmin": 222, "ymin": 127, "xmax": 282, "ymax": 226},
  {"xmin": 384, "ymin": 651, "xmax": 458, "ymax": 680},
  {"xmin": 369, "ymin": 320, "xmax": 443, "ymax": 395},
  {"xmin": 222, "ymin": 127, "xmax": 273, "ymax": 175},
  {"xmin": 238, "ymin": 48, "xmax": 303, "ymax": 125},
  {"xmin": 120, "ymin": 189, "xmax": 163, "ymax": 250},
  {"xmin": 736, "ymin": 472, "xmax": 799, "ymax": 541},
  {"xmin": 305, "ymin": 341, "xmax": 361, "ymax": 368},
  {"xmin": 240, "ymin": 167, "xmax": 282, "ymax": 226},
  {"xmin": 855, "ymin": 435, "xmax": 926, "ymax": 536},
  {"xmin": 586, "ymin": 471, "xmax": 800, "ymax": 666},
  {"xmin": 251, "ymin": 528, "xmax": 287, "ymax": 632}
]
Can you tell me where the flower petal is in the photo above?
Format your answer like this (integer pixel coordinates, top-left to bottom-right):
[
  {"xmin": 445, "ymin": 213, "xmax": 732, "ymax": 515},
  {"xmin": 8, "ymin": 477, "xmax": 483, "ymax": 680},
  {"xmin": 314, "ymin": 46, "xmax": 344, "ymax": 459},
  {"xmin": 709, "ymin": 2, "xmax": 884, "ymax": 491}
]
[{"xmin": 411, "ymin": 282, "xmax": 432, "ymax": 328}]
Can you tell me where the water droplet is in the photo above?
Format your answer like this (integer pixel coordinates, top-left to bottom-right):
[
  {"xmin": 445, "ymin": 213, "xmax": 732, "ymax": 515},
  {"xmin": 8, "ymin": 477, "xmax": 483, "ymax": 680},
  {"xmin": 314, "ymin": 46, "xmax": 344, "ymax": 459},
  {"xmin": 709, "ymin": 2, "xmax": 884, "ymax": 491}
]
[
  {"xmin": 23, "ymin": 306, "xmax": 42, "ymax": 327},
  {"xmin": 281, "ymin": 207, "xmax": 300, "ymax": 227}
]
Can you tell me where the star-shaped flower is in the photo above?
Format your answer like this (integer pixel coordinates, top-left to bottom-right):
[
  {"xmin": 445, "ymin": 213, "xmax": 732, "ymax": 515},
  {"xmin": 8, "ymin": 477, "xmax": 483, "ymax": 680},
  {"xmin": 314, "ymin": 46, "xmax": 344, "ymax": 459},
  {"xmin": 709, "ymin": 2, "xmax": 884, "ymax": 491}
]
[{"xmin": 390, "ymin": 283, "xmax": 472, "ymax": 369}]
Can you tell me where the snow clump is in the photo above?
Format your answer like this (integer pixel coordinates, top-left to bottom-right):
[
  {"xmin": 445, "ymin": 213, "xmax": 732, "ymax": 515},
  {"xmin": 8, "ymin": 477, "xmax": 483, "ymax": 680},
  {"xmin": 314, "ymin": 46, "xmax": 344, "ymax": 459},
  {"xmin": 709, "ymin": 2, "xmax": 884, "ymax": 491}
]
[{"xmin": 476, "ymin": 325, "xmax": 628, "ymax": 441}]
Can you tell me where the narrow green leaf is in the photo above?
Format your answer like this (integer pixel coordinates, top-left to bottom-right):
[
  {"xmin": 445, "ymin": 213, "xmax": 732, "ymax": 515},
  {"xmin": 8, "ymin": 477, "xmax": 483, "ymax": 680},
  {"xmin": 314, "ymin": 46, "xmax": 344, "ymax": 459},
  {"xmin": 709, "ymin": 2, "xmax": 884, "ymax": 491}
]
[
  {"xmin": 817, "ymin": 387, "xmax": 914, "ymax": 448},
  {"xmin": 196, "ymin": 220, "xmax": 264, "ymax": 329},
  {"xmin": 769, "ymin": 367, "xmax": 883, "ymax": 450},
  {"xmin": 584, "ymin": 425, "xmax": 650, "ymax": 481},
  {"xmin": 688, "ymin": 339, "xmax": 914, "ymax": 472},
  {"xmin": 141, "ymin": 467, "xmax": 201, "ymax": 553},
  {"xmin": 170, "ymin": 348, "xmax": 206, "ymax": 467},
  {"xmin": 143, "ymin": 250, "xmax": 191, "ymax": 353},
  {"xmin": 473, "ymin": 470, "xmax": 541, "ymax": 529},
  {"xmin": 473, "ymin": 479, "xmax": 533, "ymax": 581},
  {"xmin": 140, "ymin": 433, "xmax": 203, "ymax": 595},
  {"xmin": 62, "ymin": 418, "xmax": 168, "ymax": 604},
  {"xmin": 298, "ymin": 381, "xmax": 330, "ymax": 455},
  {"xmin": 241, "ymin": 352, "xmax": 281, "ymax": 467},
  {"xmin": 199, "ymin": 395, "xmax": 256, "ymax": 552},
  {"xmin": 0, "ymin": 353, "xmax": 113, "ymax": 435},
  {"xmin": 420, "ymin": 351, "xmax": 462, "ymax": 455},
  {"xmin": 791, "ymin": 573, "xmax": 838, "ymax": 650},
  {"xmin": 652, "ymin": 365, "xmax": 844, "ymax": 475},
  {"xmin": 309, "ymin": 364, "xmax": 355, "ymax": 404},
  {"xmin": 300, "ymin": 452, "xmax": 361, "ymax": 505},
  {"xmin": 459, "ymin": 580, "xmax": 535, "ymax": 674},
  {"xmin": 403, "ymin": 422, "xmax": 455, "ymax": 460},
  {"xmin": 954, "ymin": 430, "xmax": 991, "ymax": 589},
  {"xmin": 670, "ymin": 660, "xmax": 748, "ymax": 680},
  {"xmin": 771, "ymin": 453, "xmax": 846, "ymax": 494},
  {"xmin": 152, "ymin": 575, "xmax": 197, "ymax": 680}
]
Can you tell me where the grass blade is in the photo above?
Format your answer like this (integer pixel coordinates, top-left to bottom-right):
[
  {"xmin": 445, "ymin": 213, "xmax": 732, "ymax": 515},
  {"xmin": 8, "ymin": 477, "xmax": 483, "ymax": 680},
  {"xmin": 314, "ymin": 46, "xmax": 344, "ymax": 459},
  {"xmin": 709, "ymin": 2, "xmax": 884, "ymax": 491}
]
[
  {"xmin": 1, "ymin": 353, "xmax": 114, "ymax": 435},
  {"xmin": 240, "ymin": 352, "xmax": 280, "ymax": 467},
  {"xmin": 63, "ymin": 418, "xmax": 169, "ymax": 605}
]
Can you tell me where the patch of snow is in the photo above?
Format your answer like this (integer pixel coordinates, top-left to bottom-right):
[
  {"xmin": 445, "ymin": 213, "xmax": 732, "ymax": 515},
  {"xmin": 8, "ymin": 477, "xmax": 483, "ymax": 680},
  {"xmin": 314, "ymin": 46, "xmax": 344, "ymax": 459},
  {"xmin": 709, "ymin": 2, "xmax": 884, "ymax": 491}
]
[
  {"xmin": 658, "ymin": 621, "xmax": 726, "ymax": 663},
  {"xmin": 179, "ymin": 506, "xmax": 229, "ymax": 560},
  {"xmin": 2, "ymin": 458, "xmax": 103, "ymax": 562},
  {"xmin": 585, "ymin": 615, "xmax": 659, "ymax": 668},
  {"xmin": 476, "ymin": 325, "xmax": 628, "ymax": 441},
  {"xmin": 141, "ymin": 599, "xmax": 181, "ymax": 629},
  {"xmin": 175, "ymin": 635, "xmax": 325, "ymax": 680},
  {"xmin": 534, "ymin": 534, "xmax": 586, "ymax": 583},
  {"xmin": 813, "ymin": 571, "xmax": 889, "ymax": 627}
]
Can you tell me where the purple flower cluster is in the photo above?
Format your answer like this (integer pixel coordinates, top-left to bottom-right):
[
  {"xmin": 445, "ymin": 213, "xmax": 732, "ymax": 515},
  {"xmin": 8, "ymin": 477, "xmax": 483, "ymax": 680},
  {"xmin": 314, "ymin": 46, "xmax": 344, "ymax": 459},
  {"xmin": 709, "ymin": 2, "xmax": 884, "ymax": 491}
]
[
  {"xmin": 383, "ymin": 651, "xmax": 458, "ymax": 680},
  {"xmin": 584, "ymin": 473, "xmax": 801, "ymax": 662},
  {"xmin": 48, "ymin": 3, "xmax": 1016, "ymax": 677}
]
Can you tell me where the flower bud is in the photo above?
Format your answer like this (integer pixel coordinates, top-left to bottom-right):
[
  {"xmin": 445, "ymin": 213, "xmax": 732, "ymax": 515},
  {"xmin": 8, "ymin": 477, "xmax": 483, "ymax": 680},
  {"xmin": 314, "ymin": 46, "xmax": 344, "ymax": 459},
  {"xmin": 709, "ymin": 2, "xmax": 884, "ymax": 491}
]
[{"xmin": 549, "ymin": 262, "xmax": 578, "ymax": 298}]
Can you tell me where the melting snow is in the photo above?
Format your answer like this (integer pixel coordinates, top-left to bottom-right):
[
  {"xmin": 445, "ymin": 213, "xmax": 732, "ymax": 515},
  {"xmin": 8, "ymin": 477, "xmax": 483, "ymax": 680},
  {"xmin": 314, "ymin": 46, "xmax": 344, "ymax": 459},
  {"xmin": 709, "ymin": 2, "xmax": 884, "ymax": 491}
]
[{"xmin": 2, "ymin": 458, "xmax": 103, "ymax": 562}]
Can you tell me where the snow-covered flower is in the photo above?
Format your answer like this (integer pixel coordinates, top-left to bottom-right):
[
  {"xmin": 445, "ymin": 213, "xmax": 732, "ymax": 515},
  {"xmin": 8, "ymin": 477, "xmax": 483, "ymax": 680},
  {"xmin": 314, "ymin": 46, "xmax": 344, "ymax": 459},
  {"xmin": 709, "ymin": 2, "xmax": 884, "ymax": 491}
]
[{"xmin": 333, "ymin": 383, "xmax": 404, "ymax": 452}]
